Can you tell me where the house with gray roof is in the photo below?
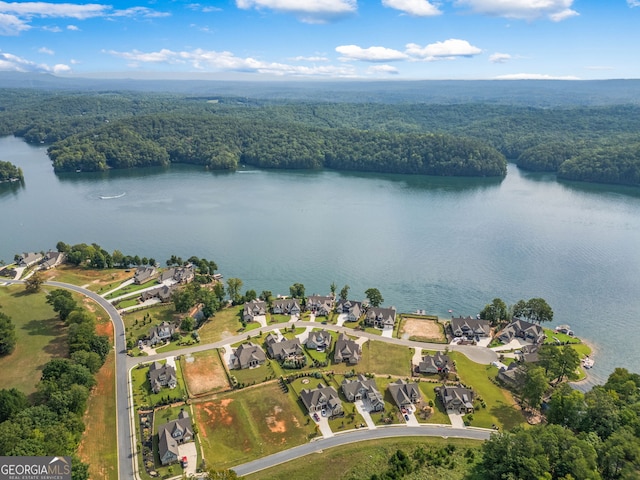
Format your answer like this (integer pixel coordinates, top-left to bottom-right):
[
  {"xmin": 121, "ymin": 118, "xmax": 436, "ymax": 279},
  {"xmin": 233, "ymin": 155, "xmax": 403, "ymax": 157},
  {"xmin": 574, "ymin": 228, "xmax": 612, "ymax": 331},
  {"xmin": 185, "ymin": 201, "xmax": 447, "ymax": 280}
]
[
  {"xmin": 271, "ymin": 298, "xmax": 301, "ymax": 316},
  {"xmin": 134, "ymin": 265, "xmax": 157, "ymax": 284},
  {"xmin": 364, "ymin": 306, "xmax": 397, "ymax": 329},
  {"xmin": 148, "ymin": 321, "xmax": 176, "ymax": 346},
  {"xmin": 334, "ymin": 333, "xmax": 361, "ymax": 365},
  {"xmin": 388, "ymin": 378, "xmax": 422, "ymax": 409},
  {"xmin": 498, "ymin": 318, "xmax": 545, "ymax": 345},
  {"xmin": 141, "ymin": 284, "xmax": 178, "ymax": 304},
  {"xmin": 335, "ymin": 299, "xmax": 363, "ymax": 322},
  {"xmin": 418, "ymin": 352, "xmax": 451, "ymax": 375},
  {"xmin": 306, "ymin": 330, "xmax": 332, "ymax": 351},
  {"xmin": 436, "ymin": 385, "xmax": 475, "ymax": 414},
  {"xmin": 299, "ymin": 383, "xmax": 344, "ymax": 418},
  {"xmin": 341, "ymin": 374, "xmax": 385, "ymax": 412},
  {"xmin": 148, "ymin": 361, "xmax": 177, "ymax": 393},
  {"xmin": 231, "ymin": 342, "xmax": 266, "ymax": 369},
  {"xmin": 17, "ymin": 252, "xmax": 43, "ymax": 268},
  {"xmin": 306, "ymin": 294, "xmax": 335, "ymax": 317},
  {"xmin": 158, "ymin": 410, "xmax": 194, "ymax": 466},
  {"xmin": 158, "ymin": 265, "xmax": 195, "ymax": 285},
  {"xmin": 243, "ymin": 299, "xmax": 267, "ymax": 323},
  {"xmin": 40, "ymin": 250, "xmax": 65, "ymax": 270},
  {"xmin": 265, "ymin": 333, "xmax": 304, "ymax": 361},
  {"xmin": 497, "ymin": 363, "xmax": 525, "ymax": 389},
  {"xmin": 450, "ymin": 316, "xmax": 491, "ymax": 339}
]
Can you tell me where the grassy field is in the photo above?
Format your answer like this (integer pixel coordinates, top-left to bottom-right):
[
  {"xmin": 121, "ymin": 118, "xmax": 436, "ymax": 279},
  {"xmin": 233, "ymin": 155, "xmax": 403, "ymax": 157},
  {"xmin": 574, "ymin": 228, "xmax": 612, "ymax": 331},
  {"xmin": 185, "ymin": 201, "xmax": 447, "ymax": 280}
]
[
  {"xmin": 41, "ymin": 265, "xmax": 132, "ymax": 292},
  {"xmin": 197, "ymin": 306, "xmax": 244, "ymax": 343},
  {"xmin": 122, "ymin": 305, "xmax": 178, "ymax": 345},
  {"xmin": 0, "ymin": 284, "xmax": 67, "ymax": 396},
  {"xmin": 77, "ymin": 321, "xmax": 118, "ymax": 480},
  {"xmin": 195, "ymin": 382, "xmax": 315, "ymax": 469},
  {"xmin": 245, "ymin": 437, "xmax": 483, "ymax": 480},
  {"xmin": 449, "ymin": 352, "xmax": 525, "ymax": 430},
  {"xmin": 356, "ymin": 340, "xmax": 413, "ymax": 377}
]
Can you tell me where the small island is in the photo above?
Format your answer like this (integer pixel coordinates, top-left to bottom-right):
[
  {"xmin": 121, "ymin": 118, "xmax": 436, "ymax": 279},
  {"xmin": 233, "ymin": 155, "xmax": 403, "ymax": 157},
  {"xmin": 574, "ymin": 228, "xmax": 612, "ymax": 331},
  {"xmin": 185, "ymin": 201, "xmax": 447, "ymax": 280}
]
[{"xmin": 0, "ymin": 160, "xmax": 23, "ymax": 183}]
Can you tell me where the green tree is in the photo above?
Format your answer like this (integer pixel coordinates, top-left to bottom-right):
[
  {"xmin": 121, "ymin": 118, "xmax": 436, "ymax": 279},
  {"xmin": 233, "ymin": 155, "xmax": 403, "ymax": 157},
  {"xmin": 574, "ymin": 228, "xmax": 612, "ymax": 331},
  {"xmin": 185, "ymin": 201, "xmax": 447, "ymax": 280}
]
[
  {"xmin": 521, "ymin": 365, "xmax": 549, "ymax": 411},
  {"xmin": 244, "ymin": 289, "xmax": 257, "ymax": 302},
  {"xmin": 480, "ymin": 298, "xmax": 508, "ymax": 326},
  {"xmin": 226, "ymin": 278, "xmax": 243, "ymax": 305},
  {"xmin": 365, "ymin": 288, "xmax": 384, "ymax": 307},
  {"xmin": 289, "ymin": 283, "xmax": 305, "ymax": 299},
  {"xmin": 526, "ymin": 297, "xmax": 554, "ymax": 323},
  {"xmin": 339, "ymin": 284, "xmax": 350, "ymax": 301},
  {"xmin": 46, "ymin": 289, "xmax": 77, "ymax": 321},
  {"xmin": 206, "ymin": 469, "xmax": 242, "ymax": 480},
  {"xmin": 0, "ymin": 311, "xmax": 17, "ymax": 355},
  {"xmin": 181, "ymin": 316, "xmax": 195, "ymax": 332},
  {"xmin": 547, "ymin": 383, "xmax": 586, "ymax": 431},
  {"xmin": 213, "ymin": 282, "xmax": 226, "ymax": 304},
  {"xmin": 330, "ymin": 282, "xmax": 337, "ymax": 295},
  {"xmin": 0, "ymin": 388, "xmax": 29, "ymax": 422},
  {"xmin": 24, "ymin": 272, "xmax": 44, "ymax": 293}
]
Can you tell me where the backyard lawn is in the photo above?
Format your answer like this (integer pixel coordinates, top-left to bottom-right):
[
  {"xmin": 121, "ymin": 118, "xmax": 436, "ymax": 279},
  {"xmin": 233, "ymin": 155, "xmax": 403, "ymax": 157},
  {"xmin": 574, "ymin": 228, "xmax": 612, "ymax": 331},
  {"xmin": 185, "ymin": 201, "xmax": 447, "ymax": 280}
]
[{"xmin": 131, "ymin": 360, "xmax": 188, "ymax": 409}]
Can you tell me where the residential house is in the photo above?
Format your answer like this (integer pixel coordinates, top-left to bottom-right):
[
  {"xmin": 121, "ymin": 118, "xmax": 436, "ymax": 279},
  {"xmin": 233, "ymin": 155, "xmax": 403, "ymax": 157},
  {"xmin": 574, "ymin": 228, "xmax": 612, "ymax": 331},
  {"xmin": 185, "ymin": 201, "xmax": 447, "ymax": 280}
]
[
  {"xmin": 364, "ymin": 306, "xmax": 397, "ymax": 329},
  {"xmin": 418, "ymin": 352, "xmax": 451, "ymax": 375},
  {"xmin": 334, "ymin": 333, "xmax": 361, "ymax": 365},
  {"xmin": 388, "ymin": 378, "xmax": 422, "ymax": 409},
  {"xmin": 341, "ymin": 374, "xmax": 385, "ymax": 412},
  {"xmin": 450, "ymin": 316, "xmax": 491, "ymax": 339},
  {"xmin": 306, "ymin": 330, "xmax": 332, "ymax": 351},
  {"xmin": 335, "ymin": 299, "xmax": 363, "ymax": 322},
  {"xmin": 498, "ymin": 318, "xmax": 545, "ymax": 345},
  {"xmin": 158, "ymin": 410, "xmax": 194, "ymax": 466},
  {"xmin": 519, "ymin": 344, "xmax": 541, "ymax": 363},
  {"xmin": 243, "ymin": 299, "xmax": 267, "ymax": 323},
  {"xmin": 271, "ymin": 298, "xmax": 301, "ymax": 316},
  {"xmin": 133, "ymin": 265, "xmax": 157, "ymax": 284},
  {"xmin": 40, "ymin": 250, "xmax": 65, "ymax": 270},
  {"xmin": 148, "ymin": 321, "xmax": 176, "ymax": 346},
  {"xmin": 436, "ymin": 385, "xmax": 475, "ymax": 414},
  {"xmin": 17, "ymin": 252, "xmax": 43, "ymax": 268},
  {"xmin": 497, "ymin": 363, "xmax": 525, "ymax": 389},
  {"xmin": 299, "ymin": 383, "xmax": 344, "ymax": 418},
  {"xmin": 306, "ymin": 295, "xmax": 335, "ymax": 317},
  {"xmin": 265, "ymin": 333, "xmax": 304, "ymax": 361},
  {"xmin": 140, "ymin": 284, "xmax": 178, "ymax": 304},
  {"xmin": 158, "ymin": 265, "xmax": 195, "ymax": 285},
  {"xmin": 148, "ymin": 361, "xmax": 177, "ymax": 393},
  {"xmin": 231, "ymin": 342, "xmax": 266, "ymax": 369}
]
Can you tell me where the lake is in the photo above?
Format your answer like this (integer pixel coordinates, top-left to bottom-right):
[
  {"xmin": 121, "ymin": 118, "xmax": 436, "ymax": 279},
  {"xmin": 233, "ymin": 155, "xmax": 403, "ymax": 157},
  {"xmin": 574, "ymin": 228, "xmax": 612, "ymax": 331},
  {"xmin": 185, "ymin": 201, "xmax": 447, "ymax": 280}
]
[{"xmin": 2, "ymin": 135, "xmax": 640, "ymax": 386}]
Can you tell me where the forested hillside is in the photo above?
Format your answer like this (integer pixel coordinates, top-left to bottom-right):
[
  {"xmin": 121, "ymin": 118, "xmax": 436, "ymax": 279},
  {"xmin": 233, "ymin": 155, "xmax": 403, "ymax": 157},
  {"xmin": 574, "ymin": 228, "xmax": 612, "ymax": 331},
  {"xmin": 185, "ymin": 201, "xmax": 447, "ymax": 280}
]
[{"xmin": 1, "ymin": 89, "xmax": 640, "ymax": 185}]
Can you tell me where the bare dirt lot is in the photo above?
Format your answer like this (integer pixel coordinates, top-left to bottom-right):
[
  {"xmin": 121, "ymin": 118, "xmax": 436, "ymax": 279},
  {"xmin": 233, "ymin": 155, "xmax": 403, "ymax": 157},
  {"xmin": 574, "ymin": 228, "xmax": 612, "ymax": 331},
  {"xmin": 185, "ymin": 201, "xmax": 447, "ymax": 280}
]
[
  {"xmin": 400, "ymin": 317, "xmax": 446, "ymax": 342},
  {"xmin": 182, "ymin": 351, "xmax": 229, "ymax": 395}
]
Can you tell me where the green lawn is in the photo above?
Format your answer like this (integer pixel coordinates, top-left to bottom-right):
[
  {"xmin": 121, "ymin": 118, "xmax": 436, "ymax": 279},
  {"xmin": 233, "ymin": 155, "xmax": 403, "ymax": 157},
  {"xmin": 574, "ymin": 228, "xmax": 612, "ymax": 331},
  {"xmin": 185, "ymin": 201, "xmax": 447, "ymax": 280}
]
[
  {"xmin": 104, "ymin": 278, "xmax": 157, "ymax": 299},
  {"xmin": 418, "ymin": 381, "xmax": 452, "ymax": 424},
  {"xmin": 245, "ymin": 437, "xmax": 484, "ymax": 480},
  {"xmin": 195, "ymin": 382, "xmax": 315, "ymax": 470},
  {"xmin": 197, "ymin": 306, "xmax": 245, "ymax": 343},
  {"xmin": 358, "ymin": 340, "xmax": 413, "ymax": 377},
  {"xmin": 449, "ymin": 352, "xmax": 525, "ymax": 430},
  {"xmin": 42, "ymin": 265, "xmax": 132, "ymax": 292},
  {"xmin": 131, "ymin": 360, "xmax": 188, "ymax": 409},
  {"xmin": 0, "ymin": 285, "xmax": 67, "ymax": 396},
  {"xmin": 231, "ymin": 361, "xmax": 277, "ymax": 387}
]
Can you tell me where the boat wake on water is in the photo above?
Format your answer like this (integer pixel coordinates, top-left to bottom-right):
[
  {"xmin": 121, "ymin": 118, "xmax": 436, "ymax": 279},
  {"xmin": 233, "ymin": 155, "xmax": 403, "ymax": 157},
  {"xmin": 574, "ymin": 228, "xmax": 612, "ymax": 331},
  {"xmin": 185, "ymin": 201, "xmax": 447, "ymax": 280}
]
[{"xmin": 99, "ymin": 192, "xmax": 126, "ymax": 199}]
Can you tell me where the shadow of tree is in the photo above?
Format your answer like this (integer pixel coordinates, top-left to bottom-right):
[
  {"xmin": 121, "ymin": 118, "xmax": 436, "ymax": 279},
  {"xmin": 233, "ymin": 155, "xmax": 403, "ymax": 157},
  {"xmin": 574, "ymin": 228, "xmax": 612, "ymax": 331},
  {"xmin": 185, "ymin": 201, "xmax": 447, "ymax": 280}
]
[
  {"xmin": 22, "ymin": 317, "xmax": 68, "ymax": 357},
  {"xmin": 490, "ymin": 401, "xmax": 524, "ymax": 430}
]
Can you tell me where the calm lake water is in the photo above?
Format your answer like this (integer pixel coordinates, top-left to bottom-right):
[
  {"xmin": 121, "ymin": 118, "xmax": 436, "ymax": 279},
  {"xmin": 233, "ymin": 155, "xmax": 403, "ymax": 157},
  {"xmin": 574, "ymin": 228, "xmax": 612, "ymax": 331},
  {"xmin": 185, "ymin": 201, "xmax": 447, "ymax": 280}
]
[{"xmin": 2, "ymin": 135, "xmax": 640, "ymax": 386}]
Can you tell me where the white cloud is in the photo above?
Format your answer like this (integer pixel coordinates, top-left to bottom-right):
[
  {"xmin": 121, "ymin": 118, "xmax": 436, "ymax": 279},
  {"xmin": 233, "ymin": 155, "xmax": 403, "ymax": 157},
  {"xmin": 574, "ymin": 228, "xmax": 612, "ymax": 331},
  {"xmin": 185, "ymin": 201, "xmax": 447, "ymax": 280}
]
[
  {"xmin": 105, "ymin": 47, "xmax": 357, "ymax": 77},
  {"xmin": 290, "ymin": 55, "xmax": 329, "ymax": 61},
  {"xmin": 495, "ymin": 73, "xmax": 580, "ymax": 80},
  {"xmin": 110, "ymin": 7, "xmax": 170, "ymax": 18},
  {"xmin": 489, "ymin": 52, "xmax": 511, "ymax": 63},
  {"xmin": 235, "ymin": 0, "xmax": 356, "ymax": 23},
  {"xmin": 66, "ymin": 24, "xmax": 78, "ymax": 30},
  {"xmin": 42, "ymin": 25, "xmax": 62, "ymax": 32},
  {"xmin": 336, "ymin": 44, "xmax": 408, "ymax": 62},
  {"xmin": 188, "ymin": 4, "xmax": 222, "ymax": 13},
  {"xmin": 38, "ymin": 46, "xmax": 54, "ymax": 55},
  {"xmin": 454, "ymin": 0, "xmax": 578, "ymax": 21},
  {"xmin": 627, "ymin": 0, "xmax": 639, "ymax": 7},
  {"xmin": 405, "ymin": 39, "xmax": 482, "ymax": 60},
  {"xmin": 367, "ymin": 64, "xmax": 399, "ymax": 74},
  {"xmin": 0, "ymin": 12, "xmax": 29, "ymax": 35},
  {"xmin": 0, "ymin": 50, "xmax": 70, "ymax": 73},
  {"xmin": 382, "ymin": 0, "xmax": 441, "ymax": 16}
]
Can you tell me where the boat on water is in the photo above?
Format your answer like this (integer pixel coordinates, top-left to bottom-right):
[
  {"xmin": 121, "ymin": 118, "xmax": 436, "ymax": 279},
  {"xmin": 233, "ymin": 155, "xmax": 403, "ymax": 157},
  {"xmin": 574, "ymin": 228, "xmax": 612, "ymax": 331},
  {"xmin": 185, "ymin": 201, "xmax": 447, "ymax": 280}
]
[
  {"xmin": 99, "ymin": 192, "xmax": 126, "ymax": 200},
  {"xmin": 582, "ymin": 355, "xmax": 594, "ymax": 369}
]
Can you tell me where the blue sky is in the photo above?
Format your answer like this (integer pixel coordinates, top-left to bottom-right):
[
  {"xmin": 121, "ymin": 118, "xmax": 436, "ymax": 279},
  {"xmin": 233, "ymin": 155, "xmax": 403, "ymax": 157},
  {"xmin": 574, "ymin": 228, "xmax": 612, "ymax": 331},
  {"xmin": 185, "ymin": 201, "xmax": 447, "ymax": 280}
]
[{"xmin": 1, "ymin": 0, "xmax": 639, "ymax": 80}]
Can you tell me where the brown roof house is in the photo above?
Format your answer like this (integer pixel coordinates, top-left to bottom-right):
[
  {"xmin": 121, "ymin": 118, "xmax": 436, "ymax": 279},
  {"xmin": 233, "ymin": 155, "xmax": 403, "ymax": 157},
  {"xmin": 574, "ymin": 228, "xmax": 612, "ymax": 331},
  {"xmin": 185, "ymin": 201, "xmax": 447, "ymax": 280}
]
[
  {"xmin": 388, "ymin": 379, "xmax": 422, "ymax": 409},
  {"xmin": 341, "ymin": 374, "xmax": 385, "ymax": 412},
  {"xmin": 364, "ymin": 307, "xmax": 396, "ymax": 329},
  {"xmin": 334, "ymin": 333, "xmax": 361, "ymax": 365},
  {"xmin": 243, "ymin": 299, "xmax": 267, "ymax": 323},
  {"xmin": 271, "ymin": 298, "xmax": 301, "ymax": 316},
  {"xmin": 231, "ymin": 342, "xmax": 266, "ymax": 369},
  {"xmin": 148, "ymin": 321, "xmax": 176, "ymax": 346},
  {"xmin": 450, "ymin": 316, "xmax": 491, "ymax": 339},
  {"xmin": 300, "ymin": 383, "xmax": 344, "ymax": 418},
  {"xmin": 335, "ymin": 299, "xmax": 364, "ymax": 322},
  {"xmin": 148, "ymin": 361, "xmax": 177, "ymax": 394},
  {"xmin": 436, "ymin": 385, "xmax": 475, "ymax": 414},
  {"xmin": 306, "ymin": 294, "xmax": 335, "ymax": 317},
  {"xmin": 141, "ymin": 284, "xmax": 178, "ymax": 304},
  {"xmin": 158, "ymin": 410, "xmax": 194, "ymax": 466},
  {"xmin": 418, "ymin": 352, "xmax": 451, "ymax": 375}
]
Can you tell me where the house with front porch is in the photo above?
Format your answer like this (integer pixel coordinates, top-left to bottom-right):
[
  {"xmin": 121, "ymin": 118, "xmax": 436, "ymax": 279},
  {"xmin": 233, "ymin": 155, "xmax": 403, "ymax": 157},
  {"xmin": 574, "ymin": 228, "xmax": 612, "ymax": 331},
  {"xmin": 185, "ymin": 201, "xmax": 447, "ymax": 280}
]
[
  {"xmin": 498, "ymin": 318, "xmax": 545, "ymax": 345},
  {"xmin": 334, "ymin": 333, "xmax": 361, "ymax": 364},
  {"xmin": 418, "ymin": 352, "xmax": 451, "ymax": 375},
  {"xmin": 299, "ymin": 383, "xmax": 344, "ymax": 418},
  {"xmin": 450, "ymin": 316, "xmax": 491, "ymax": 339},
  {"xmin": 436, "ymin": 385, "xmax": 475, "ymax": 414},
  {"xmin": 265, "ymin": 334, "xmax": 304, "ymax": 361},
  {"xmin": 388, "ymin": 378, "xmax": 422, "ymax": 409},
  {"xmin": 341, "ymin": 374, "xmax": 385, "ymax": 412},
  {"xmin": 364, "ymin": 306, "xmax": 397, "ymax": 329},
  {"xmin": 134, "ymin": 265, "xmax": 158, "ymax": 284},
  {"xmin": 148, "ymin": 321, "xmax": 176, "ymax": 346},
  {"xmin": 306, "ymin": 330, "xmax": 332, "ymax": 351},
  {"xmin": 271, "ymin": 298, "xmax": 301, "ymax": 316},
  {"xmin": 148, "ymin": 361, "xmax": 177, "ymax": 393}
]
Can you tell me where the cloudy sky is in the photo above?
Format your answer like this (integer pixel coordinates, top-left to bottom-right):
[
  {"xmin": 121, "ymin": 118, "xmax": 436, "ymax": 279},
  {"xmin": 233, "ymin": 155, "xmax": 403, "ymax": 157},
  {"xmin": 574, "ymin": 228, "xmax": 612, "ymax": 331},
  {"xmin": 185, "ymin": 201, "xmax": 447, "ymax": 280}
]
[{"xmin": 1, "ymin": 0, "xmax": 638, "ymax": 80}]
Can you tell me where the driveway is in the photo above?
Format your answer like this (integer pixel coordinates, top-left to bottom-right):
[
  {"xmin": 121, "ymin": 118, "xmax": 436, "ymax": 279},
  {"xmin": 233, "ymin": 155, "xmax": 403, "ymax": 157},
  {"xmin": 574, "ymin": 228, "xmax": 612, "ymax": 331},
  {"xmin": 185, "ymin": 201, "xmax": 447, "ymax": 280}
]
[
  {"xmin": 411, "ymin": 347, "xmax": 422, "ymax": 371},
  {"xmin": 253, "ymin": 315, "xmax": 267, "ymax": 328},
  {"xmin": 314, "ymin": 415, "xmax": 334, "ymax": 438},
  {"xmin": 335, "ymin": 313, "xmax": 347, "ymax": 326},
  {"xmin": 177, "ymin": 441, "xmax": 198, "ymax": 476},
  {"xmin": 381, "ymin": 326, "xmax": 394, "ymax": 338},
  {"xmin": 221, "ymin": 345, "xmax": 234, "ymax": 368},
  {"xmin": 448, "ymin": 412, "xmax": 466, "ymax": 429},
  {"xmin": 354, "ymin": 400, "xmax": 376, "ymax": 430}
]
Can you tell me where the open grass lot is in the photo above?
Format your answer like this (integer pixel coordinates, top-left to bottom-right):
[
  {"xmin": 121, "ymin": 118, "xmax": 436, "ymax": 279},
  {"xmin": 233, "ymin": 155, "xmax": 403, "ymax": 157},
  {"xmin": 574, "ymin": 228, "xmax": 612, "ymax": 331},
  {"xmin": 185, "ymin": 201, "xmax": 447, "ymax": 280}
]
[
  {"xmin": 41, "ymin": 265, "xmax": 132, "ymax": 292},
  {"xmin": 0, "ymin": 284, "xmax": 67, "ymax": 396},
  {"xmin": 131, "ymin": 360, "xmax": 188, "ymax": 409},
  {"xmin": 197, "ymin": 306, "xmax": 244, "ymax": 343},
  {"xmin": 356, "ymin": 340, "xmax": 413, "ymax": 377},
  {"xmin": 195, "ymin": 382, "xmax": 314, "ymax": 469},
  {"xmin": 182, "ymin": 349, "xmax": 230, "ymax": 396},
  {"xmin": 449, "ymin": 352, "xmax": 525, "ymax": 430},
  {"xmin": 104, "ymin": 278, "xmax": 157, "ymax": 299},
  {"xmin": 245, "ymin": 437, "xmax": 483, "ymax": 480},
  {"xmin": 77, "ymin": 321, "xmax": 118, "ymax": 480},
  {"xmin": 400, "ymin": 315, "xmax": 447, "ymax": 343}
]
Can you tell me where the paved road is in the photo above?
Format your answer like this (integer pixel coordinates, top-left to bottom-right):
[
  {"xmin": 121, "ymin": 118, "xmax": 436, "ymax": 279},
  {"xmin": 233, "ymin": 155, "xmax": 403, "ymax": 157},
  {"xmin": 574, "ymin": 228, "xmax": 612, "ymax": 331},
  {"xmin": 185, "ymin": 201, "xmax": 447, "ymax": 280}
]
[{"xmin": 232, "ymin": 425, "xmax": 494, "ymax": 476}]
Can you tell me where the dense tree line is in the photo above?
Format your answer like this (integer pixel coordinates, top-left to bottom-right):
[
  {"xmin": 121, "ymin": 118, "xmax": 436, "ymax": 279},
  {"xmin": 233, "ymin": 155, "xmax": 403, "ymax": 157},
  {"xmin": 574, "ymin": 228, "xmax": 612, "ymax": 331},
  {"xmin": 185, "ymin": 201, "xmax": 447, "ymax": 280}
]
[
  {"xmin": 0, "ymin": 311, "xmax": 16, "ymax": 355},
  {"xmin": 56, "ymin": 241, "xmax": 156, "ymax": 269},
  {"xmin": 0, "ymin": 160, "xmax": 23, "ymax": 182},
  {"xmin": 0, "ymin": 292, "xmax": 109, "ymax": 479}
]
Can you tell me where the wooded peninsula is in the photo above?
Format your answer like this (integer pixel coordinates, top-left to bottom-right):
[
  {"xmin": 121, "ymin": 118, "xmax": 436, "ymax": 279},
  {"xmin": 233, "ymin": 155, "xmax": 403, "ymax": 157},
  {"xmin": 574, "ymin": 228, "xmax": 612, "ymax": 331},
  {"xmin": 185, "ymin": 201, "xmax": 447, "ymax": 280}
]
[{"xmin": 1, "ymin": 85, "xmax": 639, "ymax": 185}]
